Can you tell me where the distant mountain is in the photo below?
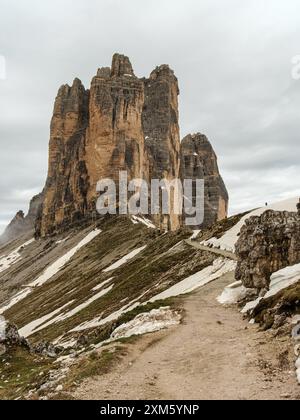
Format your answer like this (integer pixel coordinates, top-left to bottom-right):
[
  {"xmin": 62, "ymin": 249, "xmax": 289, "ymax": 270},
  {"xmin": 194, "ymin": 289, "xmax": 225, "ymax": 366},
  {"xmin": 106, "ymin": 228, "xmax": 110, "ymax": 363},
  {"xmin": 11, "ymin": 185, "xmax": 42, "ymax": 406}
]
[{"xmin": 0, "ymin": 193, "xmax": 43, "ymax": 246}]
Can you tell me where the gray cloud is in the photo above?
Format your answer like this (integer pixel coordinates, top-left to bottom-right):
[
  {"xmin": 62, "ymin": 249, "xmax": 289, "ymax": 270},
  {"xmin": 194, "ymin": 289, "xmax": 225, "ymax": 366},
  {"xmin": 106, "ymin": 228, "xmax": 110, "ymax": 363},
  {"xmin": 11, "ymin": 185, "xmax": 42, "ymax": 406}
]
[{"xmin": 0, "ymin": 0, "xmax": 300, "ymax": 232}]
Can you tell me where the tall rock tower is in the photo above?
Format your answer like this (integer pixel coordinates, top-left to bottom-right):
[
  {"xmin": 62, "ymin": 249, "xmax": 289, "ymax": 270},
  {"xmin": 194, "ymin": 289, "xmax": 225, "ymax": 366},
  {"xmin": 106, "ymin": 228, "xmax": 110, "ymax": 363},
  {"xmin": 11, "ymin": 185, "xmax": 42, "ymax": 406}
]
[
  {"xmin": 36, "ymin": 54, "xmax": 182, "ymax": 236},
  {"xmin": 181, "ymin": 133, "xmax": 228, "ymax": 228},
  {"xmin": 85, "ymin": 54, "xmax": 146, "ymax": 205},
  {"xmin": 142, "ymin": 65, "xmax": 181, "ymax": 230},
  {"xmin": 37, "ymin": 79, "xmax": 90, "ymax": 236}
]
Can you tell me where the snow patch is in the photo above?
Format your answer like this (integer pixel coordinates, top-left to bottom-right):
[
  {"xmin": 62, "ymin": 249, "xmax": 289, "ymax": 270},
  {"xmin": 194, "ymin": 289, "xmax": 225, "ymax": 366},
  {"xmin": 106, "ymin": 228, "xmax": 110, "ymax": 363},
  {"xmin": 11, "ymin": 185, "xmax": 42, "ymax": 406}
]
[
  {"xmin": 202, "ymin": 197, "xmax": 299, "ymax": 253},
  {"xmin": 0, "ymin": 229, "xmax": 102, "ymax": 315},
  {"xmin": 111, "ymin": 307, "xmax": 181, "ymax": 340},
  {"xmin": 21, "ymin": 285, "xmax": 114, "ymax": 337},
  {"xmin": 292, "ymin": 315, "xmax": 300, "ymax": 325},
  {"xmin": 0, "ymin": 239, "xmax": 34, "ymax": 274},
  {"xmin": 71, "ymin": 291, "xmax": 147, "ymax": 333},
  {"xmin": 0, "ymin": 316, "xmax": 7, "ymax": 341},
  {"xmin": 19, "ymin": 301, "xmax": 75, "ymax": 338},
  {"xmin": 296, "ymin": 358, "xmax": 300, "ymax": 384},
  {"xmin": 103, "ymin": 245, "xmax": 147, "ymax": 272},
  {"xmin": 149, "ymin": 258, "xmax": 237, "ymax": 303},
  {"xmin": 0, "ymin": 288, "xmax": 32, "ymax": 315},
  {"xmin": 241, "ymin": 298, "xmax": 262, "ymax": 314},
  {"xmin": 131, "ymin": 216, "xmax": 156, "ymax": 229},
  {"xmin": 92, "ymin": 278, "xmax": 114, "ymax": 292},
  {"xmin": 30, "ymin": 229, "xmax": 102, "ymax": 288},
  {"xmin": 56, "ymin": 338, "xmax": 78, "ymax": 350},
  {"xmin": 217, "ymin": 281, "xmax": 249, "ymax": 305},
  {"xmin": 241, "ymin": 262, "xmax": 300, "ymax": 314},
  {"xmin": 56, "ymin": 237, "xmax": 69, "ymax": 245},
  {"xmin": 54, "ymin": 285, "xmax": 114, "ymax": 323},
  {"xmin": 190, "ymin": 230, "xmax": 201, "ymax": 240}
]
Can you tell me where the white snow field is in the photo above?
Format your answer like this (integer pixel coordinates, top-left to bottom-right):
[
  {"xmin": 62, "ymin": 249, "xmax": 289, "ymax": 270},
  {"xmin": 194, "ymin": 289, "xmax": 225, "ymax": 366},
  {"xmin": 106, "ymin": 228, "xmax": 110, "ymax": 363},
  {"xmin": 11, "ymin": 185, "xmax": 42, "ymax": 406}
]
[
  {"xmin": 149, "ymin": 258, "xmax": 237, "ymax": 303},
  {"xmin": 241, "ymin": 262, "xmax": 300, "ymax": 314},
  {"xmin": 53, "ymin": 285, "xmax": 114, "ymax": 323},
  {"xmin": 92, "ymin": 278, "xmax": 114, "ymax": 292},
  {"xmin": 0, "ymin": 316, "xmax": 7, "ymax": 341},
  {"xmin": 131, "ymin": 216, "xmax": 156, "ymax": 229},
  {"xmin": 71, "ymin": 297, "xmax": 143, "ymax": 333},
  {"xmin": 29, "ymin": 229, "xmax": 102, "ymax": 288},
  {"xmin": 103, "ymin": 245, "xmax": 147, "ymax": 273},
  {"xmin": 19, "ymin": 301, "xmax": 75, "ymax": 338},
  {"xmin": 19, "ymin": 284, "xmax": 114, "ymax": 338},
  {"xmin": 217, "ymin": 281, "xmax": 250, "ymax": 305},
  {"xmin": 0, "ymin": 239, "xmax": 35, "ymax": 274},
  {"xmin": 0, "ymin": 229, "xmax": 102, "ymax": 315},
  {"xmin": 295, "ymin": 357, "xmax": 300, "ymax": 384},
  {"xmin": 110, "ymin": 307, "xmax": 181, "ymax": 341},
  {"xmin": 202, "ymin": 197, "xmax": 299, "ymax": 253}
]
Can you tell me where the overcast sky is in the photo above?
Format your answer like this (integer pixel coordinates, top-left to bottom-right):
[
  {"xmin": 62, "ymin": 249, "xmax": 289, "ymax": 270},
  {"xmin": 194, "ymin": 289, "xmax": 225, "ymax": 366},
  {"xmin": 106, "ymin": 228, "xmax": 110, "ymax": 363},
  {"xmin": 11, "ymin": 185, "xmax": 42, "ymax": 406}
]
[{"xmin": 0, "ymin": 0, "xmax": 300, "ymax": 233}]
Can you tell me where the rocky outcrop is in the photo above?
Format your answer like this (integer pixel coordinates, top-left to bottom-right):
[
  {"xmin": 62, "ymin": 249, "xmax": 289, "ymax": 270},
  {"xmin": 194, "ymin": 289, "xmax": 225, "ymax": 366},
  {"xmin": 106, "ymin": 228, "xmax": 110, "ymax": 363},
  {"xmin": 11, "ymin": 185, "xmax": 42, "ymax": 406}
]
[
  {"xmin": 235, "ymin": 210, "xmax": 300, "ymax": 290},
  {"xmin": 35, "ymin": 54, "xmax": 228, "ymax": 237},
  {"xmin": 180, "ymin": 133, "xmax": 228, "ymax": 228},
  {"xmin": 0, "ymin": 316, "xmax": 30, "ymax": 355},
  {"xmin": 0, "ymin": 193, "xmax": 43, "ymax": 245}
]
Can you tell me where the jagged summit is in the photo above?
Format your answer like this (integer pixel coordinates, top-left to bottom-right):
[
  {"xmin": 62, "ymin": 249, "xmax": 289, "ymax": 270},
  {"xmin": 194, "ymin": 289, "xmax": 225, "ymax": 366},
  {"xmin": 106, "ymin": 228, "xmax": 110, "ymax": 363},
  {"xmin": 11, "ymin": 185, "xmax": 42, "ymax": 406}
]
[{"xmin": 111, "ymin": 53, "xmax": 135, "ymax": 77}]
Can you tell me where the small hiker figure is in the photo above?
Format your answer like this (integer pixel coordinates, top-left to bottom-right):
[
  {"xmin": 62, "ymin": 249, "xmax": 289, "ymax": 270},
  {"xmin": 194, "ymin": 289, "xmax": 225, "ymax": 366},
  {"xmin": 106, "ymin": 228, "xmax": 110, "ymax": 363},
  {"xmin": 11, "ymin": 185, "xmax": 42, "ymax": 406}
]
[
  {"xmin": 265, "ymin": 202, "xmax": 268, "ymax": 207},
  {"xmin": 297, "ymin": 198, "xmax": 300, "ymax": 216}
]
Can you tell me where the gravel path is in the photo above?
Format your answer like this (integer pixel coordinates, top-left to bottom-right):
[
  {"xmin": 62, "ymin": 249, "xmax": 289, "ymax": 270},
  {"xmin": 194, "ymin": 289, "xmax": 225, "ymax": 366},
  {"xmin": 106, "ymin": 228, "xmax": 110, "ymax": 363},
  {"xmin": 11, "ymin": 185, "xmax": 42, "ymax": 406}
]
[{"xmin": 73, "ymin": 272, "xmax": 298, "ymax": 400}]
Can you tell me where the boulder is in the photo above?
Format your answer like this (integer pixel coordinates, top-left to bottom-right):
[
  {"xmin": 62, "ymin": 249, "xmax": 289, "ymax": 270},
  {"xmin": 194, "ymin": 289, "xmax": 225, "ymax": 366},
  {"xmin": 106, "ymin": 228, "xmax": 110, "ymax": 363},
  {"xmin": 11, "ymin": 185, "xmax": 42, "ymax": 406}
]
[{"xmin": 235, "ymin": 210, "xmax": 300, "ymax": 290}]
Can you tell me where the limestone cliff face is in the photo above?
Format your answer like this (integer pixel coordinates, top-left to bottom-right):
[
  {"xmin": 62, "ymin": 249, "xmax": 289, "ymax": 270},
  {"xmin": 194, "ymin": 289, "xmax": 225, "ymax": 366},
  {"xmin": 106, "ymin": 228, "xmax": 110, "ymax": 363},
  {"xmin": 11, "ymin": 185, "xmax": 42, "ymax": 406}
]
[
  {"xmin": 36, "ymin": 54, "xmax": 228, "ymax": 237},
  {"xmin": 36, "ymin": 79, "xmax": 89, "ymax": 237},
  {"xmin": 85, "ymin": 54, "xmax": 146, "ymax": 208},
  {"xmin": 180, "ymin": 133, "xmax": 228, "ymax": 228},
  {"xmin": 142, "ymin": 65, "xmax": 181, "ymax": 230},
  {"xmin": 0, "ymin": 193, "xmax": 43, "ymax": 245},
  {"xmin": 235, "ymin": 210, "xmax": 300, "ymax": 290}
]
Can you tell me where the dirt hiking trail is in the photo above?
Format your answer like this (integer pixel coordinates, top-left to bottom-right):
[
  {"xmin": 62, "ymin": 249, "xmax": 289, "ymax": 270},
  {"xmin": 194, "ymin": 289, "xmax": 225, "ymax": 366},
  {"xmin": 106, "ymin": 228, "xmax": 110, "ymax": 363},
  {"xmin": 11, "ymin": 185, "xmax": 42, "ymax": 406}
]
[{"xmin": 73, "ymin": 272, "xmax": 299, "ymax": 401}]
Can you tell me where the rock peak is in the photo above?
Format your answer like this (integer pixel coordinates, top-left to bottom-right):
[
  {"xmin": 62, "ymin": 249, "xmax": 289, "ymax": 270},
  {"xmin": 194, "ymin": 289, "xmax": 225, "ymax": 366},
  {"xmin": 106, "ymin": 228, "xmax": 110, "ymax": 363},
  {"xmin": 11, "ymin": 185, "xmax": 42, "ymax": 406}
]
[
  {"xmin": 72, "ymin": 77, "xmax": 84, "ymax": 88},
  {"xmin": 34, "ymin": 55, "xmax": 228, "ymax": 237},
  {"xmin": 181, "ymin": 133, "xmax": 228, "ymax": 228},
  {"xmin": 111, "ymin": 53, "xmax": 135, "ymax": 77}
]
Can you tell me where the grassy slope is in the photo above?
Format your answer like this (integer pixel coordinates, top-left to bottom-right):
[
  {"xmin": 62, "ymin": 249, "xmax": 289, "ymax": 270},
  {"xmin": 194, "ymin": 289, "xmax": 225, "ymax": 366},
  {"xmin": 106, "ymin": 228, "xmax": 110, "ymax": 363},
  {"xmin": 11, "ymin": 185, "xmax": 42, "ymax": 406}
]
[{"xmin": 2, "ymin": 216, "xmax": 214, "ymax": 347}]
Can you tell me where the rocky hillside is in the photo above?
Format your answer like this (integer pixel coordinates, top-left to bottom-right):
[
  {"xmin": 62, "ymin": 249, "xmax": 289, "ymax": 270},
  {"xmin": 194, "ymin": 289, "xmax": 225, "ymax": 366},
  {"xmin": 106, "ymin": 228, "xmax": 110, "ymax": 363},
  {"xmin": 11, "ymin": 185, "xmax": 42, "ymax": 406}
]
[{"xmin": 0, "ymin": 198, "xmax": 299, "ymax": 399}]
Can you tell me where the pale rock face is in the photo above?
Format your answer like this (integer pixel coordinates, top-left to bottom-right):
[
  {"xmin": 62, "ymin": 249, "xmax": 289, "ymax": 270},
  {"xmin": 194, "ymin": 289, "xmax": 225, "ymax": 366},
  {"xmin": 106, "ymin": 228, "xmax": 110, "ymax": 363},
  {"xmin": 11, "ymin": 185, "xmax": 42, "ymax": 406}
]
[
  {"xmin": 235, "ymin": 210, "xmax": 300, "ymax": 290},
  {"xmin": 180, "ymin": 133, "xmax": 228, "ymax": 228}
]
